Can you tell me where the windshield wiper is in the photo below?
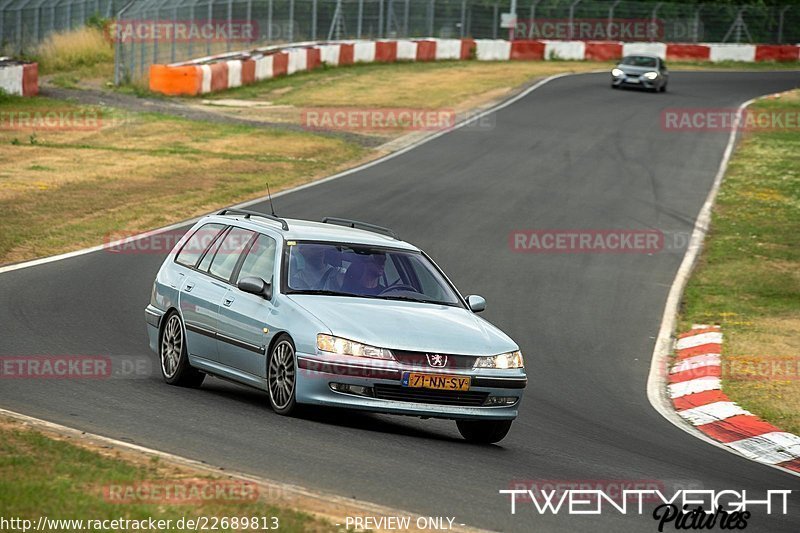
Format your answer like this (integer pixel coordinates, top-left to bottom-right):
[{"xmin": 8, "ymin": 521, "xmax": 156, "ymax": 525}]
[{"xmin": 379, "ymin": 295, "xmax": 452, "ymax": 306}]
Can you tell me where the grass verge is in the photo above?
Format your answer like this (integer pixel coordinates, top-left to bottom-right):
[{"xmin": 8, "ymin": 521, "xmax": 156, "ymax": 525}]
[
  {"xmin": 679, "ymin": 89, "xmax": 800, "ymax": 434},
  {"xmin": 0, "ymin": 95, "xmax": 366, "ymax": 264},
  {"xmin": 0, "ymin": 416, "xmax": 334, "ymax": 532}
]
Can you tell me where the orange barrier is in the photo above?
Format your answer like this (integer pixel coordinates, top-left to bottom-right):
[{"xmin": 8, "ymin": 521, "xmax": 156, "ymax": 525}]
[
  {"xmin": 306, "ymin": 47, "xmax": 322, "ymax": 70},
  {"xmin": 339, "ymin": 43, "xmax": 355, "ymax": 65},
  {"xmin": 22, "ymin": 62, "xmax": 39, "ymax": 96},
  {"xmin": 510, "ymin": 40, "xmax": 545, "ymax": 60},
  {"xmin": 460, "ymin": 38, "xmax": 476, "ymax": 59},
  {"xmin": 585, "ymin": 41, "xmax": 622, "ymax": 61},
  {"xmin": 416, "ymin": 40, "xmax": 436, "ymax": 61},
  {"xmin": 241, "ymin": 59, "xmax": 256, "ymax": 84},
  {"xmin": 209, "ymin": 62, "xmax": 228, "ymax": 91},
  {"xmin": 755, "ymin": 45, "xmax": 800, "ymax": 62},
  {"xmin": 666, "ymin": 44, "xmax": 711, "ymax": 61},
  {"xmin": 375, "ymin": 41, "xmax": 398, "ymax": 63},
  {"xmin": 149, "ymin": 64, "xmax": 201, "ymax": 95},
  {"xmin": 272, "ymin": 52, "xmax": 289, "ymax": 76}
]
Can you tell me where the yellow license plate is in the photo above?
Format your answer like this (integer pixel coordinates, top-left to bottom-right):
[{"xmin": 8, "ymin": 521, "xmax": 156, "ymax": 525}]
[{"xmin": 402, "ymin": 372, "xmax": 470, "ymax": 391}]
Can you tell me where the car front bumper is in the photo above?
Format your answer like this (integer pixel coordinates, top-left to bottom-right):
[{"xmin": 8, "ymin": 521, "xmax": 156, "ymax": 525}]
[
  {"xmin": 295, "ymin": 352, "xmax": 527, "ymax": 421},
  {"xmin": 612, "ymin": 75, "xmax": 659, "ymax": 89}
]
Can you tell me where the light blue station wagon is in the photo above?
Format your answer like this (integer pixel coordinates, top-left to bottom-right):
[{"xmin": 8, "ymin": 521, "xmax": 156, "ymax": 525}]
[{"xmin": 146, "ymin": 209, "xmax": 526, "ymax": 443}]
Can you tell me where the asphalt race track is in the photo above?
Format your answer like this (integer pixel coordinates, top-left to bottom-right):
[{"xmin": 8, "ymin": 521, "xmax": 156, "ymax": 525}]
[{"xmin": 2, "ymin": 71, "xmax": 799, "ymax": 532}]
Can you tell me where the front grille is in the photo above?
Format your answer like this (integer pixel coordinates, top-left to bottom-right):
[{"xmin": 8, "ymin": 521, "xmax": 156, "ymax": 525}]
[
  {"xmin": 373, "ymin": 385, "xmax": 488, "ymax": 406},
  {"xmin": 391, "ymin": 350, "xmax": 475, "ymax": 370}
]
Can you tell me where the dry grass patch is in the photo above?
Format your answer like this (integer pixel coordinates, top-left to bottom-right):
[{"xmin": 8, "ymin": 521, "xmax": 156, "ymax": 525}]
[{"xmin": 0, "ymin": 97, "xmax": 366, "ymax": 265}]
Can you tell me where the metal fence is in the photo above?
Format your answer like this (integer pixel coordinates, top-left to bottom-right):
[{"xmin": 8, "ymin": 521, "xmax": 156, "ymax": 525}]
[
  {"xmin": 0, "ymin": 0, "xmax": 127, "ymax": 53},
  {"xmin": 2, "ymin": 0, "xmax": 799, "ymax": 81}
]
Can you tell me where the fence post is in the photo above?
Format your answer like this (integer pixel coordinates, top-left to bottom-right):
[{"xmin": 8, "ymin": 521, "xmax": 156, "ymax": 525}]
[
  {"xmin": 207, "ymin": 0, "xmax": 212, "ymax": 56},
  {"xmin": 387, "ymin": 0, "xmax": 393, "ymax": 36},
  {"xmin": 568, "ymin": 0, "xmax": 581, "ymax": 40},
  {"xmin": 378, "ymin": 0, "xmax": 384, "ymax": 38},
  {"xmin": 778, "ymin": 5, "xmax": 790, "ymax": 44},
  {"xmin": 650, "ymin": 2, "xmax": 662, "ymax": 42},
  {"xmin": 403, "ymin": 0, "xmax": 408, "ymax": 37},
  {"xmin": 427, "ymin": 0, "xmax": 434, "ymax": 37},
  {"xmin": 492, "ymin": 3, "xmax": 497, "ymax": 39},
  {"xmin": 312, "ymin": 0, "xmax": 317, "ymax": 40},
  {"xmin": 288, "ymin": 0, "xmax": 294, "ymax": 42},
  {"xmin": 460, "ymin": 0, "xmax": 465, "ymax": 38},
  {"xmin": 357, "ymin": 0, "xmax": 363, "ymax": 38},
  {"xmin": 267, "ymin": 0, "xmax": 272, "ymax": 40},
  {"xmin": 606, "ymin": 0, "xmax": 619, "ymax": 40}
]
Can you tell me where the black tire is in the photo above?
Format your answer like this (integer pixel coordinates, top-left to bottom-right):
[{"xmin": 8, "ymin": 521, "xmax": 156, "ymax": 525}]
[
  {"xmin": 611, "ymin": 84, "xmax": 619, "ymax": 89},
  {"xmin": 660, "ymin": 83, "xmax": 667, "ymax": 93},
  {"xmin": 267, "ymin": 334, "xmax": 298, "ymax": 415},
  {"xmin": 456, "ymin": 419, "xmax": 513, "ymax": 444},
  {"xmin": 160, "ymin": 311, "xmax": 205, "ymax": 387}
]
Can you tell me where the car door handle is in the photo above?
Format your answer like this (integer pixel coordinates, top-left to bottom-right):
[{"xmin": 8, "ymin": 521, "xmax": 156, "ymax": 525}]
[
  {"xmin": 184, "ymin": 282, "xmax": 195, "ymax": 292},
  {"xmin": 223, "ymin": 296, "xmax": 235, "ymax": 307}
]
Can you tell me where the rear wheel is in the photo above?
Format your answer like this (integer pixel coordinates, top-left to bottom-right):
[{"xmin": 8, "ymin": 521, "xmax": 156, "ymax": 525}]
[
  {"xmin": 267, "ymin": 334, "xmax": 298, "ymax": 415},
  {"xmin": 160, "ymin": 312, "xmax": 205, "ymax": 387},
  {"xmin": 456, "ymin": 419, "xmax": 513, "ymax": 444}
]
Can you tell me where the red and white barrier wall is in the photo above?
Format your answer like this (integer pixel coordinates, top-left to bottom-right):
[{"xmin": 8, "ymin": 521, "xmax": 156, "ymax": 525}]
[
  {"xmin": 670, "ymin": 326, "xmax": 800, "ymax": 474},
  {"xmin": 0, "ymin": 59, "xmax": 38, "ymax": 97},
  {"xmin": 149, "ymin": 39, "xmax": 800, "ymax": 96}
]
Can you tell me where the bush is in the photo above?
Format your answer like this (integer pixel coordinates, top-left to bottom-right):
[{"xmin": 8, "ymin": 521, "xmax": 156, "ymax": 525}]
[{"xmin": 35, "ymin": 26, "xmax": 113, "ymax": 73}]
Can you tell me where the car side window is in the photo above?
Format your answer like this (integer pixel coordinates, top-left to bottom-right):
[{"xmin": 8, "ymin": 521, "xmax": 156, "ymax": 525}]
[
  {"xmin": 208, "ymin": 227, "xmax": 256, "ymax": 281},
  {"xmin": 197, "ymin": 227, "xmax": 229, "ymax": 272},
  {"xmin": 237, "ymin": 234, "xmax": 277, "ymax": 284},
  {"xmin": 175, "ymin": 223, "xmax": 226, "ymax": 268}
]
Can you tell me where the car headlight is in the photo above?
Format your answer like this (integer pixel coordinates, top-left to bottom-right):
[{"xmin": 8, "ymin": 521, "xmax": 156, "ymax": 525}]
[
  {"xmin": 643, "ymin": 71, "xmax": 659, "ymax": 80},
  {"xmin": 611, "ymin": 68, "xmax": 624, "ymax": 77},
  {"xmin": 473, "ymin": 351, "xmax": 524, "ymax": 369},
  {"xmin": 316, "ymin": 334, "xmax": 394, "ymax": 360}
]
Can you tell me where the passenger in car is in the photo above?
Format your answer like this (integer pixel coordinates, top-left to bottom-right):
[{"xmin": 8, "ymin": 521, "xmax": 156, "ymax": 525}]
[{"xmin": 290, "ymin": 244, "xmax": 333, "ymax": 289}]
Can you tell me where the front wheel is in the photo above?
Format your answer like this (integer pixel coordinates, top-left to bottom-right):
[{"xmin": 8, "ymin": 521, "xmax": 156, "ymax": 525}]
[
  {"xmin": 267, "ymin": 334, "xmax": 298, "ymax": 415},
  {"xmin": 160, "ymin": 312, "xmax": 205, "ymax": 387},
  {"xmin": 456, "ymin": 419, "xmax": 513, "ymax": 444}
]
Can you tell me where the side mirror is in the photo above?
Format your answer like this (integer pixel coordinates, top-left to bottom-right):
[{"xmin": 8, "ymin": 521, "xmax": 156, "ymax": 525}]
[
  {"xmin": 466, "ymin": 294, "xmax": 486, "ymax": 313},
  {"xmin": 238, "ymin": 276, "xmax": 272, "ymax": 300}
]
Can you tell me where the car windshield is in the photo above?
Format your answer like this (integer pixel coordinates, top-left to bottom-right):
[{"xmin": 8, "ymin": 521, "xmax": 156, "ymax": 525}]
[
  {"xmin": 621, "ymin": 55, "xmax": 657, "ymax": 67},
  {"xmin": 285, "ymin": 242, "xmax": 462, "ymax": 306}
]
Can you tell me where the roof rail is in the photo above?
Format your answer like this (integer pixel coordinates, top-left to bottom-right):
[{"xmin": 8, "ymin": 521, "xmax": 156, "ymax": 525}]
[
  {"xmin": 322, "ymin": 217, "xmax": 398, "ymax": 239},
  {"xmin": 217, "ymin": 209, "xmax": 289, "ymax": 231}
]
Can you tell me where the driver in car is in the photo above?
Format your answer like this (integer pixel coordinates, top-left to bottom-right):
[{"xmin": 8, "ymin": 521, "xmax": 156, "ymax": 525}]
[{"xmin": 342, "ymin": 254, "xmax": 386, "ymax": 296}]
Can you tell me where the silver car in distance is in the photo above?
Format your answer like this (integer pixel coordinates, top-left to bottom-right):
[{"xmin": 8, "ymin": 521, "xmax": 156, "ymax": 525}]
[{"xmin": 145, "ymin": 210, "xmax": 527, "ymax": 443}]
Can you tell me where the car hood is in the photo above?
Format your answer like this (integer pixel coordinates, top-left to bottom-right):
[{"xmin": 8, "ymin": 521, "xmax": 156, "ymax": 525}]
[
  {"xmin": 287, "ymin": 294, "xmax": 518, "ymax": 356},
  {"xmin": 616, "ymin": 64, "xmax": 657, "ymax": 75}
]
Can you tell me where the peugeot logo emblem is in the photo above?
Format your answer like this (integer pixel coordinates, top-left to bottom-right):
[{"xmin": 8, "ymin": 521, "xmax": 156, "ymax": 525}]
[{"xmin": 426, "ymin": 353, "xmax": 447, "ymax": 368}]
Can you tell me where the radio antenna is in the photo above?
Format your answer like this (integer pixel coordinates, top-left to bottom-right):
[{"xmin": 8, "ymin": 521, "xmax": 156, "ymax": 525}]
[{"xmin": 266, "ymin": 182, "xmax": 277, "ymax": 216}]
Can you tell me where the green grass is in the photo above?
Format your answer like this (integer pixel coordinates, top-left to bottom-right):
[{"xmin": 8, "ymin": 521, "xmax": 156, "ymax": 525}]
[
  {"xmin": 0, "ymin": 422, "xmax": 333, "ymax": 532},
  {"xmin": 679, "ymin": 90, "xmax": 800, "ymax": 434}
]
